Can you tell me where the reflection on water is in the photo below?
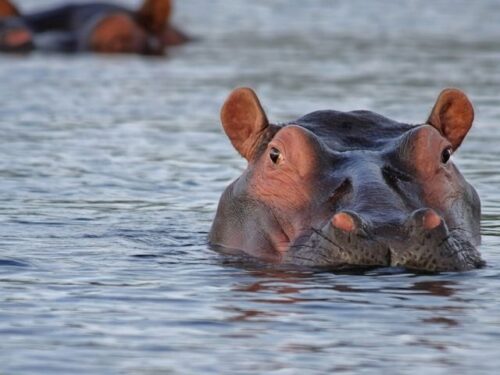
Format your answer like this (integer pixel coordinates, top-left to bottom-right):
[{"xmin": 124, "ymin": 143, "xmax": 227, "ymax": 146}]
[
  {"xmin": 214, "ymin": 269, "xmax": 485, "ymax": 371},
  {"xmin": 1, "ymin": 0, "xmax": 500, "ymax": 374}
]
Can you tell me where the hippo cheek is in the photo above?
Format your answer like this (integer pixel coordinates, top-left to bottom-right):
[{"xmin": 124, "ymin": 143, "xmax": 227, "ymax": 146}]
[{"xmin": 248, "ymin": 125, "xmax": 330, "ymax": 242}]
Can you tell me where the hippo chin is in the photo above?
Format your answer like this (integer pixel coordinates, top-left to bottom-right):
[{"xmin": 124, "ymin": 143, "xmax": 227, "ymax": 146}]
[{"xmin": 209, "ymin": 87, "xmax": 484, "ymax": 272}]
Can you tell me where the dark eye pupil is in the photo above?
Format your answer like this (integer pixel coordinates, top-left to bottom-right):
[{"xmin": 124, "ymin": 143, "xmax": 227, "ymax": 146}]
[
  {"xmin": 270, "ymin": 147, "xmax": 281, "ymax": 164},
  {"xmin": 442, "ymin": 147, "xmax": 452, "ymax": 163}
]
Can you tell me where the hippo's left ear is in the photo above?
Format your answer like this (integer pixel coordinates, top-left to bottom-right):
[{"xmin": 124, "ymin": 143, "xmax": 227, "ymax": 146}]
[
  {"xmin": 0, "ymin": 0, "xmax": 21, "ymax": 17},
  {"xmin": 136, "ymin": 0, "xmax": 171, "ymax": 35},
  {"xmin": 221, "ymin": 87, "xmax": 269, "ymax": 160},
  {"xmin": 427, "ymin": 88, "xmax": 474, "ymax": 150}
]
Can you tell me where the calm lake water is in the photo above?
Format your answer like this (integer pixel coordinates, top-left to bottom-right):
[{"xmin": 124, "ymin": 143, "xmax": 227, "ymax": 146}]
[{"xmin": 1, "ymin": 0, "xmax": 500, "ymax": 374}]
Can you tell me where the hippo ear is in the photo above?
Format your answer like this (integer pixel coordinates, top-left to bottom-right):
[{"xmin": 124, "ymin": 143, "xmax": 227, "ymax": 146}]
[
  {"xmin": 427, "ymin": 88, "xmax": 474, "ymax": 150},
  {"xmin": 136, "ymin": 0, "xmax": 171, "ymax": 35},
  {"xmin": 0, "ymin": 0, "xmax": 21, "ymax": 17},
  {"xmin": 221, "ymin": 87, "xmax": 269, "ymax": 160}
]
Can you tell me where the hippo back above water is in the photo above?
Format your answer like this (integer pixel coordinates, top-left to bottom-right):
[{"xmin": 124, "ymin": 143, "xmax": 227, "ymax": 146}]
[{"xmin": 209, "ymin": 87, "xmax": 484, "ymax": 272}]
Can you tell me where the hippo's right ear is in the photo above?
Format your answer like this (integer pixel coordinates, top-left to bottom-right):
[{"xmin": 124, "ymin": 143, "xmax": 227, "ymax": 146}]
[
  {"xmin": 221, "ymin": 87, "xmax": 269, "ymax": 160},
  {"xmin": 427, "ymin": 88, "xmax": 474, "ymax": 150},
  {"xmin": 0, "ymin": 0, "xmax": 21, "ymax": 17},
  {"xmin": 136, "ymin": 0, "xmax": 171, "ymax": 35}
]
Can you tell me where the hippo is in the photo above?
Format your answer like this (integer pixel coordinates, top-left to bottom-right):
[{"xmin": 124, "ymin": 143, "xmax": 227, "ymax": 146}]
[
  {"xmin": 0, "ymin": 0, "xmax": 18, "ymax": 18},
  {"xmin": 209, "ymin": 88, "xmax": 484, "ymax": 272},
  {"xmin": 0, "ymin": 0, "xmax": 188, "ymax": 54}
]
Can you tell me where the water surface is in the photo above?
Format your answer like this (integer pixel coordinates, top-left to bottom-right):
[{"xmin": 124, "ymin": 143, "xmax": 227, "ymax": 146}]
[{"xmin": 1, "ymin": 1, "xmax": 500, "ymax": 374}]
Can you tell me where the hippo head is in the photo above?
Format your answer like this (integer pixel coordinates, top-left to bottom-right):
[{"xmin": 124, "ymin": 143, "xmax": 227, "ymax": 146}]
[
  {"xmin": 86, "ymin": 13, "xmax": 163, "ymax": 55},
  {"xmin": 209, "ymin": 88, "xmax": 484, "ymax": 272}
]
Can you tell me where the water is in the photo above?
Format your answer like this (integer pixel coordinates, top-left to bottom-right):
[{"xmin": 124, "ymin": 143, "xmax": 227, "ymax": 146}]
[{"xmin": 1, "ymin": 0, "xmax": 500, "ymax": 373}]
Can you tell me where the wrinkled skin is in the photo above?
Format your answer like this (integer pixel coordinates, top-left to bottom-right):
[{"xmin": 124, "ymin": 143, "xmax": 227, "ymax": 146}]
[{"xmin": 209, "ymin": 87, "xmax": 484, "ymax": 272}]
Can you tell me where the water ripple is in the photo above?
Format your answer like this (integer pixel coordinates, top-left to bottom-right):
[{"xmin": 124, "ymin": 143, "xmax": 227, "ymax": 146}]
[{"xmin": 1, "ymin": 0, "xmax": 500, "ymax": 374}]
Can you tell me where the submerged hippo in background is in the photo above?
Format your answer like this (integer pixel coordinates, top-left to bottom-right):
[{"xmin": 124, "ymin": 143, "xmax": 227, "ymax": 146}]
[
  {"xmin": 0, "ymin": 0, "xmax": 188, "ymax": 54},
  {"xmin": 210, "ymin": 88, "xmax": 484, "ymax": 272}
]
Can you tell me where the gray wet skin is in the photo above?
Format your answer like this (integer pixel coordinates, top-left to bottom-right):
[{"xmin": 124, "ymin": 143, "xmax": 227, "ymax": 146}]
[{"xmin": 209, "ymin": 87, "xmax": 484, "ymax": 272}]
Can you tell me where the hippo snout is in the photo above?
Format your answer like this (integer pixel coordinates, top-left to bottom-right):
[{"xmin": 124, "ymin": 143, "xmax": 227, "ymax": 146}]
[{"xmin": 285, "ymin": 208, "xmax": 483, "ymax": 272}]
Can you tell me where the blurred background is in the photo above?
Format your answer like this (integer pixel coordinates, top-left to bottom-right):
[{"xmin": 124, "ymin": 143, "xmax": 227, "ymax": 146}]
[{"xmin": 1, "ymin": 1, "xmax": 500, "ymax": 374}]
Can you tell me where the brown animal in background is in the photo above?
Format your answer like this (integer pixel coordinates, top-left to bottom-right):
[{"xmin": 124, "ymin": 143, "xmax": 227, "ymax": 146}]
[{"xmin": 0, "ymin": 0, "xmax": 189, "ymax": 54}]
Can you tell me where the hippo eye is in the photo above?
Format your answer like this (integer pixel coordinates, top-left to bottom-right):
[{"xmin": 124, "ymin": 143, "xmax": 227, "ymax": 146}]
[
  {"xmin": 269, "ymin": 147, "xmax": 282, "ymax": 164},
  {"xmin": 441, "ymin": 147, "xmax": 453, "ymax": 164}
]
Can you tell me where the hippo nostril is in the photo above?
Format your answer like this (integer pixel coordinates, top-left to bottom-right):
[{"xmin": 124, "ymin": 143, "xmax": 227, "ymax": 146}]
[
  {"xmin": 422, "ymin": 210, "xmax": 442, "ymax": 230},
  {"xmin": 331, "ymin": 211, "xmax": 357, "ymax": 233},
  {"xmin": 410, "ymin": 208, "xmax": 442, "ymax": 231}
]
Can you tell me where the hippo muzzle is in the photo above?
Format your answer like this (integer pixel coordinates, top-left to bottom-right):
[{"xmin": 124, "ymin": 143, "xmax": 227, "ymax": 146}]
[
  {"xmin": 210, "ymin": 87, "xmax": 484, "ymax": 272},
  {"xmin": 286, "ymin": 208, "xmax": 483, "ymax": 271}
]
